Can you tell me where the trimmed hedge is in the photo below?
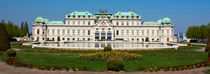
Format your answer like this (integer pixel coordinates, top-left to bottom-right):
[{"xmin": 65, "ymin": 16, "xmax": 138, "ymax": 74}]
[
  {"xmin": 104, "ymin": 46, "xmax": 112, "ymax": 52},
  {"xmin": 106, "ymin": 56, "xmax": 124, "ymax": 71},
  {"xmin": 6, "ymin": 49, "xmax": 16, "ymax": 57}
]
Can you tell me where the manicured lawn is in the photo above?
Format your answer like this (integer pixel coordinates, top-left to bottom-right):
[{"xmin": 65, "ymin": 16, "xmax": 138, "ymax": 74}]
[{"xmin": 0, "ymin": 43, "xmax": 208, "ymax": 71}]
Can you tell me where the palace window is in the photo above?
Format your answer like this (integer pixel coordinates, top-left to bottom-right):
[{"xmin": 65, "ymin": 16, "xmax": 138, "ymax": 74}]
[
  {"xmin": 67, "ymin": 29, "xmax": 70, "ymax": 35},
  {"xmin": 88, "ymin": 30, "xmax": 90, "ymax": 35},
  {"xmin": 121, "ymin": 30, "xmax": 124, "ymax": 36},
  {"xmin": 116, "ymin": 22, "xmax": 119, "ymax": 25},
  {"xmin": 102, "ymin": 28, "xmax": 105, "ymax": 30},
  {"xmin": 83, "ymin": 29, "xmax": 85, "ymax": 35},
  {"xmin": 122, "ymin": 22, "xmax": 124, "ymax": 26},
  {"xmin": 132, "ymin": 30, "xmax": 134, "ymax": 35},
  {"xmin": 78, "ymin": 29, "xmax": 80, "ymax": 35},
  {"xmin": 127, "ymin": 30, "xmax": 129, "ymax": 35},
  {"xmin": 147, "ymin": 30, "xmax": 149, "ymax": 36},
  {"xmin": 142, "ymin": 30, "xmax": 144, "ymax": 36},
  {"xmin": 63, "ymin": 38, "xmax": 65, "ymax": 40},
  {"xmin": 152, "ymin": 30, "xmax": 154, "ymax": 36},
  {"xmin": 37, "ymin": 29, "xmax": 39, "ymax": 34},
  {"xmin": 73, "ymin": 21, "xmax": 75, "ymax": 25},
  {"xmin": 52, "ymin": 29, "xmax": 55, "ymax": 35},
  {"xmin": 108, "ymin": 28, "xmax": 111, "ymax": 30},
  {"xmin": 72, "ymin": 29, "xmax": 75, "ymax": 35},
  {"xmin": 137, "ymin": 30, "xmax": 139, "ymax": 35},
  {"xmin": 83, "ymin": 21, "xmax": 85, "ymax": 25},
  {"xmin": 116, "ymin": 30, "xmax": 119, "ymax": 35},
  {"xmin": 127, "ymin": 22, "xmax": 129, "ymax": 26},
  {"xmin": 57, "ymin": 29, "xmax": 60, "ymax": 35},
  {"xmin": 63, "ymin": 29, "xmax": 65, "ymax": 35},
  {"xmin": 167, "ymin": 30, "xmax": 169, "ymax": 36},
  {"xmin": 88, "ymin": 22, "xmax": 90, "ymax": 25}
]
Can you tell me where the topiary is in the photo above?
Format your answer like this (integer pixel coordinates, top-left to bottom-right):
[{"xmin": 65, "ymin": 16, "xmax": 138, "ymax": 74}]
[
  {"xmin": 104, "ymin": 46, "xmax": 112, "ymax": 52},
  {"xmin": 0, "ymin": 23, "xmax": 11, "ymax": 51},
  {"xmin": 106, "ymin": 56, "xmax": 124, "ymax": 71},
  {"xmin": 6, "ymin": 49, "xmax": 16, "ymax": 57}
]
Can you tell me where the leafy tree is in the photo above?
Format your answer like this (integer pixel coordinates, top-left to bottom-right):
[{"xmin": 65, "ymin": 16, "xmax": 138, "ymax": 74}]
[
  {"xmin": 21, "ymin": 22, "xmax": 24, "ymax": 31},
  {"xmin": 200, "ymin": 25, "xmax": 208, "ymax": 41}
]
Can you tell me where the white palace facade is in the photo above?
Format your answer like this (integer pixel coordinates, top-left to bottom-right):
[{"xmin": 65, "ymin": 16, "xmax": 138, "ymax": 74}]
[{"xmin": 32, "ymin": 10, "xmax": 174, "ymax": 43}]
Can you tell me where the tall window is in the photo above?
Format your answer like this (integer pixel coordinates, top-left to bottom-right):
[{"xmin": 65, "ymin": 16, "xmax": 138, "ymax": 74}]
[
  {"xmin": 63, "ymin": 29, "xmax": 65, "ymax": 35},
  {"xmin": 78, "ymin": 29, "xmax": 80, "ymax": 35},
  {"xmin": 52, "ymin": 29, "xmax": 54, "ymax": 35},
  {"xmin": 132, "ymin": 30, "xmax": 134, "ymax": 35},
  {"xmin": 73, "ymin": 21, "xmax": 75, "ymax": 25},
  {"xmin": 67, "ymin": 29, "xmax": 70, "ymax": 35},
  {"xmin": 57, "ymin": 29, "xmax": 60, "ymax": 35},
  {"xmin": 142, "ymin": 30, "xmax": 144, "ymax": 36},
  {"xmin": 137, "ymin": 30, "xmax": 139, "ymax": 36},
  {"xmin": 116, "ymin": 22, "xmax": 118, "ymax": 25},
  {"xmin": 152, "ymin": 30, "xmax": 154, "ymax": 36},
  {"xmin": 147, "ymin": 30, "xmax": 149, "ymax": 36},
  {"xmin": 88, "ymin": 22, "xmax": 90, "ymax": 25},
  {"xmin": 116, "ymin": 30, "xmax": 119, "ymax": 35},
  {"xmin": 121, "ymin": 30, "xmax": 124, "ymax": 36},
  {"xmin": 37, "ymin": 29, "xmax": 39, "ymax": 34},
  {"xmin": 83, "ymin": 29, "xmax": 85, "ymax": 35},
  {"xmin": 88, "ymin": 30, "xmax": 90, "ymax": 35},
  {"xmin": 73, "ymin": 29, "xmax": 75, "ymax": 35},
  {"xmin": 167, "ymin": 30, "xmax": 169, "ymax": 36},
  {"xmin": 127, "ymin": 30, "xmax": 129, "ymax": 35},
  {"xmin": 42, "ymin": 29, "xmax": 45, "ymax": 34}
]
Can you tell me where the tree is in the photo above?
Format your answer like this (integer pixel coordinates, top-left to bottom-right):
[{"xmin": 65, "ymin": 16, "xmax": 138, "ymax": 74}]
[
  {"xmin": 23, "ymin": 21, "xmax": 29, "ymax": 34},
  {"xmin": 21, "ymin": 21, "xmax": 24, "ymax": 31},
  {"xmin": 200, "ymin": 25, "xmax": 208, "ymax": 42},
  {"xmin": 186, "ymin": 26, "xmax": 193, "ymax": 38},
  {"xmin": 0, "ymin": 23, "xmax": 11, "ymax": 51}
]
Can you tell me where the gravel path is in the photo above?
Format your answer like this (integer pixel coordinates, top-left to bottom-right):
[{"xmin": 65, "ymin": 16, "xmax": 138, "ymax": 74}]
[{"xmin": 0, "ymin": 61, "xmax": 209, "ymax": 74}]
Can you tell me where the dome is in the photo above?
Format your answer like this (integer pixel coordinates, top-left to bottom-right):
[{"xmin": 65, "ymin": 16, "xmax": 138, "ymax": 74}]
[
  {"xmin": 157, "ymin": 19, "xmax": 162, "ymax": 24},
  {"xmin": 162, "ymin": 17, "xmax": 172, "ymax": 24},
  {"xmin": 44, "ymin": 18, "xmax": 50, "ymax": 24},
  {"xmin": 35, "ymin": 17, "xmax": 44, "ymax": 23}
]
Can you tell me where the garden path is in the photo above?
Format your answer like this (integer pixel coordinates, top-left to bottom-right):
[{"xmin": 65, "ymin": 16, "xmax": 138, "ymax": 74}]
[{"xmin": 0, "ymin": 61, "xmax": 209, "ymax": 74}]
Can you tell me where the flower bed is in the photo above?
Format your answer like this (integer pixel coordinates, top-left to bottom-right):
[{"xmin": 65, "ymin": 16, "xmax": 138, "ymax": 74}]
[
  {"xmin": 6, "ymin": 58, "xmax": 86, "ymax": 71},
  {"xmin": 80, "ymin": 51, "xmax": 142, "ymax": 61},
  {"xmin": 142, "ymin": 61, "xmax": 209, "ymax": 72},
  {"xmin": 0, "ymin": 51, "xmax": 2, "ymax": 56}
]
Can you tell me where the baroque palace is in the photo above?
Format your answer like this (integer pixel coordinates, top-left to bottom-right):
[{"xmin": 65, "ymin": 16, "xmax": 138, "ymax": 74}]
[{"xmin": 32, "ymin": 10, "xmax": 174, "ymax": 42}]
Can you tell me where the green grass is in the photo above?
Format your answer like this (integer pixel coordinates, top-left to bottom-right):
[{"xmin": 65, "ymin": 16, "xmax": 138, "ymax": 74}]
[{"xmin": 0, "ymin": 43, "xmax": 208, "ymax": 71}]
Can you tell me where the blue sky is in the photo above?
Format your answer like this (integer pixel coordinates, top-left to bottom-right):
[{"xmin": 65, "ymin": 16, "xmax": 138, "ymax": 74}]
[{"xmin": 0, "ymin": 0, "xmax": 210, "ymax": 34}]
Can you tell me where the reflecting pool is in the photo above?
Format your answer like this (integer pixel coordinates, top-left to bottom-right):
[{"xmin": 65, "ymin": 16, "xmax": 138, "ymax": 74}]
[{"xmin": 25, "ymin": 41, "xmax": 180, "ymax": 50}]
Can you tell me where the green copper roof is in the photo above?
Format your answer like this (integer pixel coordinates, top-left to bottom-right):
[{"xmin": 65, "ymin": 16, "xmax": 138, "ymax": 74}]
[
  {"xmin": 35, "ymin": 17, "xmax": 44, "ymax": 23},
  {"xmin": 157, "ymin": 19, "xmax": 162, "ymax": 24},
  {"xmin": 162, "ymin": 17, "xmax": 172, "ymax": 24},
  {"xmin": 69, "ymin": 11, "xmax": 92, "ymax": 16},
  {"xmin": 49, "ymin": 21, "xmax": 64, "ymax": 24},
  {"xmin": 114, "ymin": 12, "xmax": 139, "ymax": 16},
  {"xmin": 44, "ymin": 18, "xmax": 50, "ymax": 24}
]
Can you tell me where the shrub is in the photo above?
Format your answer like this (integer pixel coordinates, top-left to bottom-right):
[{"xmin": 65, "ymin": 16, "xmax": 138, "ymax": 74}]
[
  {"xmin": 19, "ymin": 43, "xmax": 23, "ymax": 46},
  {"xmin": 187, "ymin": 43, "xmax": 192, "ymax": 46},
  {"xmin": 104, "ymin": 46, "xmax": 112, "ymax": 52},
  {"xmin": 205, "ymin": 36, "xmax": 210, "ymax": 57},
  {"xmin": 106, "ymin": 56, "xmax": 124, "ymax": 71},
  {"xmin": 6, "ymin": 49, "xmax": 16, "ymax": 57}
]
